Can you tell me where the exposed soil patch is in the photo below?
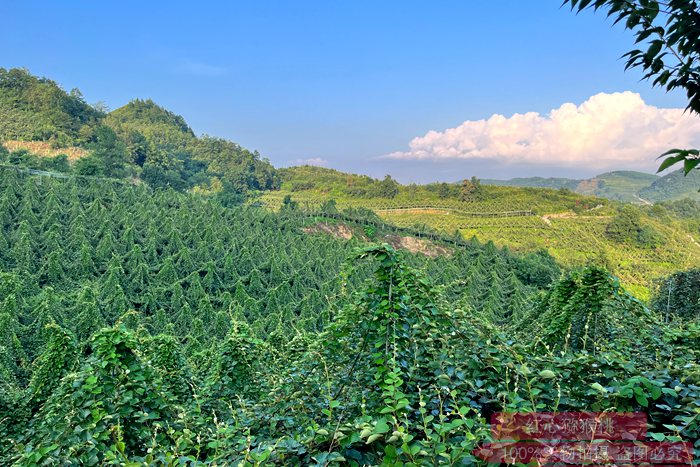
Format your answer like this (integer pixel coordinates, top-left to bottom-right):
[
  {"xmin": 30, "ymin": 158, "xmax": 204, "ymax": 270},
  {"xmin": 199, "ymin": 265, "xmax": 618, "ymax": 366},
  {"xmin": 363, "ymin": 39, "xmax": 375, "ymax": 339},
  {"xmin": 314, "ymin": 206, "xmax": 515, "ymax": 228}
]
[
  {"xmin": 303, "ymin": 222, "xmax": 452, "ymax": 258},
  {"xmin": 383, "ymin": 234, "xmax": 452, "ymax": 258},
  {"xmin": 575, "ymin": 178, "xmax": 599, "ymax": 194},
  {"xmin": 541, "ymin": 212, "xmax": 613, "ymax": 225},
  {"xmin": 635, "ymin": 196, "xmax": 653, "ymax": 206},
  {"xmin": 303, "ymin": 222, "xmax": 355, "ymax": 240},
  {"xmin": 2, "ymin": 140, "xmax": 88, "ymax": 162}
]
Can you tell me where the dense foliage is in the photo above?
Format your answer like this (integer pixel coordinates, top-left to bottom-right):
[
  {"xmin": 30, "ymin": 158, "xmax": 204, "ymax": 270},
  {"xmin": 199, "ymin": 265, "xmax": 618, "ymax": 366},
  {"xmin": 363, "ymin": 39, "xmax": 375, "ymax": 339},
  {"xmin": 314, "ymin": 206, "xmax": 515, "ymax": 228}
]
[
  {"xmin": 650, "ymin": 198, "xmax": 700, "ymax": 236},
  {"xmin": 639, "ymin": 167, "xmax": 700, "ymax": 202},
  {"xmin": 0, "ymin": 146, "xmax": 70, "ymax": 174},
  {"xmin": 0, "ymin": 167, "xmax": 698, "ymax": 465},
  {"xmin": 605, "ymin": 205, "xmax": 662, "ymax": 248},
  {"xmin": 0, "ymin": 69, "xmax": 279, "ymax": 196},
  {"xmin": 651, "ymin": 267, "xmax": 700, "ymax": 319},
  {"xmin": 0, "ymin": 68, "xmax": 103, "ymax": 146}
]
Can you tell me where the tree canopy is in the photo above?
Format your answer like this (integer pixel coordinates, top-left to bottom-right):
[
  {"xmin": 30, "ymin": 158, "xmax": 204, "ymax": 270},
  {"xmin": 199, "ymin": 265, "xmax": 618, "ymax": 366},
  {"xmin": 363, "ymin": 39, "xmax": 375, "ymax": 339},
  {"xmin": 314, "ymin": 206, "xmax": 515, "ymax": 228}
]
[
  {"xmin": 0, "ymin": 69, "xmax": 279, "ymax": 197},
  {"xmin": 0, "ymin": 68, "xmax": 103, "ymax": 145}
]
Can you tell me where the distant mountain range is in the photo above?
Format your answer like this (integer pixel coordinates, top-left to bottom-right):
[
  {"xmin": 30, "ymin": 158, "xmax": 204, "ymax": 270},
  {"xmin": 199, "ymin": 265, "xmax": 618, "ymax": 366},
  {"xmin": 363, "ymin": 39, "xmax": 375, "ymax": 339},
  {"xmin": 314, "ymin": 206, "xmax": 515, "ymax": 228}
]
[{"xmin": 483, "ymin": 169, "xmax": 699, "ymax": 203}]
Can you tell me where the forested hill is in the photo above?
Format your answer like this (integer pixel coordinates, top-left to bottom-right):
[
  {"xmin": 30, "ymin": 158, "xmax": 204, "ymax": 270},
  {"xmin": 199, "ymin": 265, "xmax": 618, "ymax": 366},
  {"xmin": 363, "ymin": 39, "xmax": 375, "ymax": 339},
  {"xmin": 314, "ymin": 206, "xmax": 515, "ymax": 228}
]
[
  {"xmin": 3, "ymin": 67, "xmax": 697, "ymax": 204},
  {"xmin": 639, "ymin": 168, "xmax": 700, "ymax": 202},
  {"xmin": 483, "ymin": 170, "xmax": 700, "ymax": 203},
  {"xmin": 0, "ymin": 68, "xmax": 279, "ymax": 196},
  {"xmin": 0, "ymin": 68, "xmax": 103, "ymax": 145}
]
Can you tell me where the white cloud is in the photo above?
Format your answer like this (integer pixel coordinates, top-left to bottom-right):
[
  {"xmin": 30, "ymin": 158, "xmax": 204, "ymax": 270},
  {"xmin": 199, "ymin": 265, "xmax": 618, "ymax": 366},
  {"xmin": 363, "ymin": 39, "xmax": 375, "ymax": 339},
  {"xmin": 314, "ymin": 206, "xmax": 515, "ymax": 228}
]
[
  {"xmin": 385, "ymin": 92, "xmax": 700, "ymax": 170},
  {"xmin": 289, "ymin": 157, "xmax": 328, "ymax": 166}
]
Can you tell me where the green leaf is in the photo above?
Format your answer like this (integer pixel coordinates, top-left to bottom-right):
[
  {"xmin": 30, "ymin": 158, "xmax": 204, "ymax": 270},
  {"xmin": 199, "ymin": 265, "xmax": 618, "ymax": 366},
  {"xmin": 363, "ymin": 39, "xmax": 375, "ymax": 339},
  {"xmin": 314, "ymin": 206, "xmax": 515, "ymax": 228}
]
[
  {"xmin": 634, "ymin": 392, "xmax": 648, "ymax": 407},
  {"xmin": 374, "ymin": 419, "xmax": 391, "ymax": 434},
  {"xmin": 645, "ymin": 40, "xmax": 663, "ymax": 61},
  {"xmin": 649, "ymin": 385, "xmax": 662, "ymax": 400},
  {"xmin": 591, "ymin": 382, "xmax": 607, "ymax": 393},
  {"xmin": 683, "ymin": 157, "xmax": 700, "ymax": 175},
  {"xmin": 657, "ymin": 153, "xmax": 687, "ymax": 172}
]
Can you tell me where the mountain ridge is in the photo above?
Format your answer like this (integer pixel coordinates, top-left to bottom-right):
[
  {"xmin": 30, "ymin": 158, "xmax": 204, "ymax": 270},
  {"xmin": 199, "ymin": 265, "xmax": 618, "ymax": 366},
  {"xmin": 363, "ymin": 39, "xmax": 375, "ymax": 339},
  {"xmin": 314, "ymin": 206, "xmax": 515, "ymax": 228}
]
[{"xmin": 483, "ymin": 169, "xmax": 698, "ymax": 203}]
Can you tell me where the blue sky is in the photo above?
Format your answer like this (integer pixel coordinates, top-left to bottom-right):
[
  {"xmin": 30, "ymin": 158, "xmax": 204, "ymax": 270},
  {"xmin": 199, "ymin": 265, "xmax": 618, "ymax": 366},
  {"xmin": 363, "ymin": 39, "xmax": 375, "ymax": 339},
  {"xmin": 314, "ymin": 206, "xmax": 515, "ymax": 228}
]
[{"xmin": 1, "ymin": 1, "xmax": 696, "ymax": 182}]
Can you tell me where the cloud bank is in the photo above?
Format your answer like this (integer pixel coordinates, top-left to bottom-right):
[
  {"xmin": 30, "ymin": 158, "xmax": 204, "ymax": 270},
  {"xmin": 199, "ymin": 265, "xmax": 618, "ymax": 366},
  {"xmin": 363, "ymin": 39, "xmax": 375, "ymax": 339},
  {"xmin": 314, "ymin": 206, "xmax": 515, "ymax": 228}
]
[{"xmin": 385, "ymin": 92, "xmax": 700, "ymax": 170}]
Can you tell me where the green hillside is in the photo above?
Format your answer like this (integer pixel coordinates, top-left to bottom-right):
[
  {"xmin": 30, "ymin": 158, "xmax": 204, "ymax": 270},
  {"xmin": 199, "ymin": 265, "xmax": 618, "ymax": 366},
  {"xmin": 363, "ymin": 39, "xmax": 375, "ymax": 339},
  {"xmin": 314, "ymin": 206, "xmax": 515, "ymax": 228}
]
[
  {"xmin": 639, "ymin": 168, "xmax": 700, "ymax": 202},
  {"xmin": 265, "ymin": 166, "xmax": 700, "ymax": 299},
  {"xmin": 0, "ymin": 168, "xmax": 552, "ymax": 463},
  {"xmin": 484, "ymin": 169, "xmax": 700, "ymax": 204},
  {"xmin": 482, "ymin": 175, "xmax": 579, "ymax": 190},
  {"xmin": 0, "ymin": 67, "xmax": 699, "ymax": 464},
  {"xmin": 274, "ymin": 165, "xmax": 604, "ymax": 214},
  {"xmin": 104, "ymin": 98, "xmax": 196, "ymax": 159},
  {"xmin": 577, "ymin": 170, "xmax": 660, "ymax": 202},
  {"xmin": 484, "ymin": 170, "xmax": 662, "ymax": 203},
  {"xmin": 102, "ymin": 99, "xmax": 279, "ymax": 192},
  {"xmin": 2, "ymin": 67, "xmax": 698, "ymax": 301},
  {"xmin": 0, "ymin": 68, "xmax": 278, "ymax": 195},
  {"xmin": 0, "ymin": 68, "xmax": 103, "ymax": 146}
]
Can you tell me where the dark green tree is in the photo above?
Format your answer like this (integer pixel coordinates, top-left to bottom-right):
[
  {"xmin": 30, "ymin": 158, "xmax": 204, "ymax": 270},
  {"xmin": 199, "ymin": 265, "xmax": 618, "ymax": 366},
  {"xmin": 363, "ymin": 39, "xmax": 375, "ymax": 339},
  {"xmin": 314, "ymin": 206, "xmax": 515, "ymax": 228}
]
[
  {"xmin": 28, "ymin": 324, "xmax": 77, "ymax": 408},
  {"xmin": 459, "ymin": 176, "xmax": 483, "ymax": 201},
  {"xmin": 651, "ymin": 267, "xmax": 700, "ymax": 319},
  {"xmin": 377, "ymin": 175, "xmax": 399, "ymax": 198},
  {"xmin": 605, "ymin": 205, "xmax": 661, "ymax": 247},
  {"xmin": 74, "ymin": 125, "xmax": 128, "ymax": 178}
]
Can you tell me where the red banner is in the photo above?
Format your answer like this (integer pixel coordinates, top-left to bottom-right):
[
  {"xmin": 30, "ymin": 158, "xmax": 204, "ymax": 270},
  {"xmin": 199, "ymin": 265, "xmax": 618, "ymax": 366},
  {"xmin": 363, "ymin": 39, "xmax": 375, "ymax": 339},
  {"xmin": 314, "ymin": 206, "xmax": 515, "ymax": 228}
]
[
  {"xmin": 474, "ymin": 441, "xmax": 694, "ymax": 465},
  {"xmin": 491, "ymin": 412, "xmax": 647, "ymax": 441}
]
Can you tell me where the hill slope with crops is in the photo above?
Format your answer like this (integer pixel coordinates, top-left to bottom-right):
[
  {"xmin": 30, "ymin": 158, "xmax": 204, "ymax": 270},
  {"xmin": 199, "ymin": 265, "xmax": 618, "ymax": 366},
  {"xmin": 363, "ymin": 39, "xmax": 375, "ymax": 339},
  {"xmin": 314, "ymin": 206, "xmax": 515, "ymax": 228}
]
[
  {"xmin": 262, "ymin": 166, "xmax": 700, "ymax": 299},
  {"xmin": 0, "ymin": 167, "xmax": 698, "ymax": 464},
  {"xmin": 1, "ymin": 69, "xmax": 699, "ymax": 465}
]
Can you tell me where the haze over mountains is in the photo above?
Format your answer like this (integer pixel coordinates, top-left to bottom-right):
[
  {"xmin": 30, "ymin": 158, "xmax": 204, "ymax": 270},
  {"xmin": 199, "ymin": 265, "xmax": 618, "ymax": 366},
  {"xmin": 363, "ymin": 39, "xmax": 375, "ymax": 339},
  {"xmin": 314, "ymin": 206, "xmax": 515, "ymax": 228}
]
[{"xmin": 483, "ymin": 169, "xmax": 699, "ymax": 203}]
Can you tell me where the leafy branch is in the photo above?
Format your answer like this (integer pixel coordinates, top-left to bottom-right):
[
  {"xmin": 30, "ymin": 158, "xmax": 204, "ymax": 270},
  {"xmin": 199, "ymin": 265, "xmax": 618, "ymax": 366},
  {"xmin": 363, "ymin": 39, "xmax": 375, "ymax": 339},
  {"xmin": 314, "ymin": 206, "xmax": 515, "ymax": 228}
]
[{"xmin": 563, "ymin": 0, "xmax": 700, "ymax": 177}]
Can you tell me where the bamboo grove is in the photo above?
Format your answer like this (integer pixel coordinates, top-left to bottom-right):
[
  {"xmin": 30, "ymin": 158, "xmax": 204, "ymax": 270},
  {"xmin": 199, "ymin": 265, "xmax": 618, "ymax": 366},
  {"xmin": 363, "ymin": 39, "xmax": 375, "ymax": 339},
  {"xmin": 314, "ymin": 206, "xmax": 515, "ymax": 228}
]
[{"xmin": 0, "ymin": 168, "xmax": 698, "ymax": 465}]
